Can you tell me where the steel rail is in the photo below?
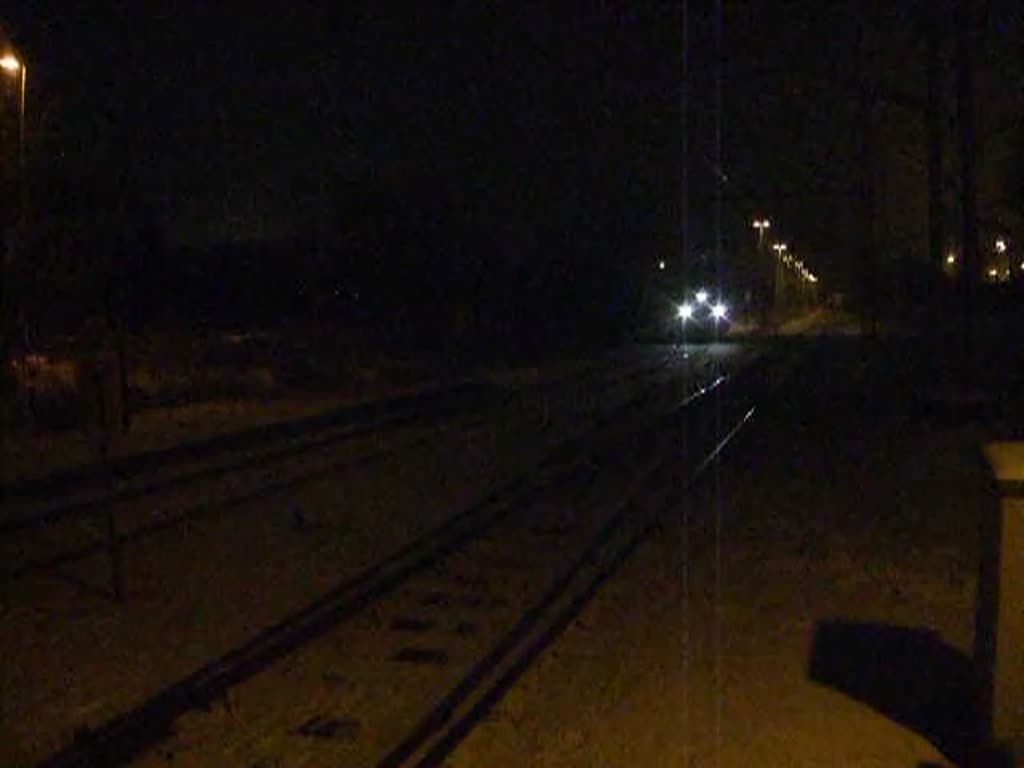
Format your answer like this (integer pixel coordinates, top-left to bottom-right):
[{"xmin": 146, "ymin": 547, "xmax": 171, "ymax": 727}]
[{"xmin": 34, "ymin": 354, "xmax": 722, "ymax": 768}]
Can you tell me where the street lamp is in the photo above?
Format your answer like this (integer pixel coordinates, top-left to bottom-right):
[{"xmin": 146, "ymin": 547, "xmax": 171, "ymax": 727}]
[
  {"xmin": 1, "ymin": 53, "xmax": 26, "ymax": 169},
  {"xmin": 993, "ymin": 238, "xmax": 1011, "ymax": 281},
  {"xmin": 771, "ymin": 243, "xmax": 788, "ymax": 313},
  {"xmin": 1, "ymin": 52, "xmax": 27, "ymax": 399},
  {"xmin": 752, "ymin": 218, "xmax": 771, "ymax": 247},
  {"xmin": 750, "ymin": 220, "xmax": 771, "ymax": 326}
]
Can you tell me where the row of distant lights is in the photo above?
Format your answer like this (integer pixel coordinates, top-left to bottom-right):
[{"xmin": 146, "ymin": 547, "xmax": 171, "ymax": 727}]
[
  {"xmin": 678, "ymin": 289, "xmax": 728, "ymax": 322},
  {"xmin": 770, "ymin": 241, "xmax": 818, "ymax": 284},
  {"xmin": 947, "ymin": 237, "xmax": 1023, "ymax": 275},
  {"xmin": 657, "ymin": 218, "xmax": 819, "ymax": 285},
  {"xmin": 755, "ymin": 219, "xmax": 820, "ymax": 284}
]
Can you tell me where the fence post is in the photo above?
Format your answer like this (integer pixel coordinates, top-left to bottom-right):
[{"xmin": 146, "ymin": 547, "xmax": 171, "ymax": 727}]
[
  {"xmin": 978, "ymin": 442, "xmax": 1024, "ymax": 763},
  {"xmin": 85, "ymin": 339, "xmax": 124, "ymax": 603},
  {"xmin": 103, "ymin": 456, "xmax": 123, "ymax": 603}
]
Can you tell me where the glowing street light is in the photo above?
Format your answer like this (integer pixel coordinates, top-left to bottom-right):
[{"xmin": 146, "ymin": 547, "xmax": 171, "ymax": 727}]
[
  {"xmin": 2, "ymin": 51, "xmax": 28, "ymax": 386},
  {"xmin": 1, "ymin": 51, "xmax": 26, "ymax": 168},
  {"xmin": 770, "ymin": 242, "xmax": 788, "ymax": 314},
  {"xmin": 677, "ymin": 302, "xmax": 694, "ymax": 320},
  {"xmin": 995, "ymin": 238, "xmax": 1007, "ymax": 254},
  {"xmin": 752, "ymin": 218, "xmax": 771, "ymax": 248},
  {"xmin": 695, "ymin": 289, "xmax": 709, "ymax": 304},
  {"xmin": 751, "ymin": 219, "xmax": 773, "ymax": 325}
]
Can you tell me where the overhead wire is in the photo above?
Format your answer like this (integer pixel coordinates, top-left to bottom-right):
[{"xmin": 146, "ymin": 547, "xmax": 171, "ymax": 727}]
[
  {"xmin": 713, "ymin": 0, "xmax": 725, "ymax": 764},
  {"xmin": 677, "ymin": 0, "xmax": 692, "ymax": 762}
]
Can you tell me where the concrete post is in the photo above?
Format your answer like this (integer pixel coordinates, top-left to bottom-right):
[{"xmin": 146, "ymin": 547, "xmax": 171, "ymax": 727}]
[{"xmin": 979, "ymin": 442, "xmax": 1024, "ymax": 761}]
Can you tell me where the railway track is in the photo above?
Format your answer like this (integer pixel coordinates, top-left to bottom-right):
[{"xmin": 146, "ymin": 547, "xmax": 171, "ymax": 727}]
[
  {"xmin": 35, "ymin": 351, "xmax": 766, "ymax": 768},
  {"xmin": 3, "ymin": 347, "xmax": 665, "ymax": 522},
  {"xmin": 1, "ymin": 346, "xmax": 701, "ymax": 585}
]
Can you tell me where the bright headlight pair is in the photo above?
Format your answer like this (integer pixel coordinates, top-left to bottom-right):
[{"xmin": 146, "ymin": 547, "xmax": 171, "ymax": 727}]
[{"xmin": 676, "ymin": 295, "xmax": 728, "ymax": 322}]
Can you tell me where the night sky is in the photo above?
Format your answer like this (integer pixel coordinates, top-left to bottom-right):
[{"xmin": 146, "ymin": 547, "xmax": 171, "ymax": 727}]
[
  {"xmin": 7, "ymin": 4, "xmax": 676, "ymax": 243},
  {"xmin": 4, "ymin": 1, "xmax": 1022, "ymax": 302}
]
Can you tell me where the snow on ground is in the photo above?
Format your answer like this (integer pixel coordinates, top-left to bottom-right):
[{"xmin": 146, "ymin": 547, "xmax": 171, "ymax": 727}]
[
  {"xmin": 449, "ymin": 338, "xmax": 999, "ymax": 767},
  {"xmin": 1, "ymin": 399, "xmax": 537, "ymax": 766},
  {"xmin": 2, "ymin": 393, "xmax": 358, "ymax": 488},
  {"xmin": 1, "ymin": 334, "xmax": 608, "ymax": 489},
  {"xmin": 7, "ymin": 333, "xmax": 1005, "ymax": 767},
  {"xmin": 0, "ymin": 346, "xmax": 725, "ymax": 767}
]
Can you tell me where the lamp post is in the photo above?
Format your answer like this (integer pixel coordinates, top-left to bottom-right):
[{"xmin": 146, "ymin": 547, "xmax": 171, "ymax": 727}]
[
  {"xmin": 772, "ymin": 242, "xmax": 788, "ymax": 316},
  {"xmin": 752, "ymin": 219, "xmax": 770, "ymax": 327},
  {"xmin": 2, "ymin": 52, "xmax": 26, "ymax": 248},
  {"xmin": 752, "ymin": 218, "xmax": 771, "ymax": 249},
  {"xmin": 1, "ymin": 51, "xmax": 26, "ymax": 398},
  {"xmin": 1, "ymin": 54, "xmax": 26, "ymax": 171},
  {"xmin": 995, "ymin": 237, "xmax": 1009, "ymax": 282}
]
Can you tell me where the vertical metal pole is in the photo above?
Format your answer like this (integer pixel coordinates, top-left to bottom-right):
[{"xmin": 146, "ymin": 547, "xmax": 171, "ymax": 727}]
[
  {"xmin": 98, "ymin": 360, "xmax": 124, "ymax": 602},
  {"xmin": 926, "ymin": 3, "xmax": 946, "ymax": 298},
  {"xmin": 1, "ymin": 61, "xmax": 26, "ymax": 405},
  {"xmin": 680, "ymin": 0, "xmax": 689, "ymax": 310},
  {"xmin": 18, "ymin": 64, "xmax": 25, "ymax": 171},
  {"xmin": 774, "ymin": 250, "xmax": 780, "ymax": 322},
  {"xmin": 712, "ymin": 1, "xmax": 724, "ymax": 761},
  {"xmin": 713, "ymin": 1, "xmax": 722, "ymax": 300},
  {"xmin": 858, "ymin": 108, "xmax": 877, "ymax": 335},
  {"xmin": 105, "ymin": 475, "xmax": 124, "ymax": 603},
  {"xmin": 756, "ymin": 228, "xmax": 768, "ymax": 329},
  {"xmin": 678, "ymin": 3, "xmax": 693, "ymax": 761},
  {"xmin": 955, "ymin": 0, "xmax": 979, "ymax": 372},
  {"xmin": 16, "ymin": 63, "xmax": 25, "ymax": 285},
  {"xmin": 855, "ymin": 13, "xmax": 878, "ymax": 337}
]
